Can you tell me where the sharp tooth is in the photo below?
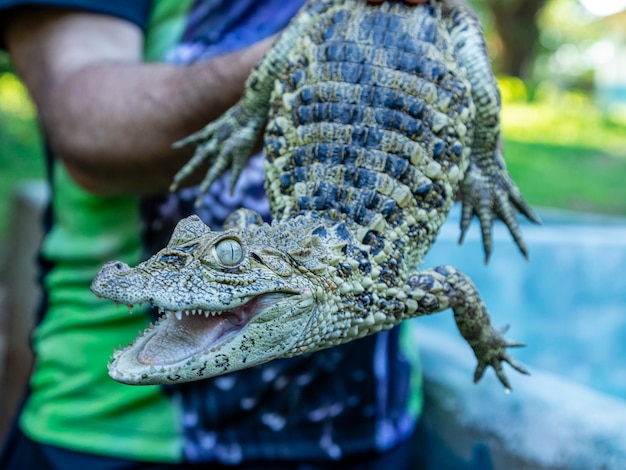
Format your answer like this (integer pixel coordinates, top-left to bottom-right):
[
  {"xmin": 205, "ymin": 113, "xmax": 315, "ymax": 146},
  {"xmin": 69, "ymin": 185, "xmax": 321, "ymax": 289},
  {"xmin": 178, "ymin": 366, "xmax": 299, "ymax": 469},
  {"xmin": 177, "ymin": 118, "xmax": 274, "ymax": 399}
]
[
  {"xmin": 175, "ymin": 311, "xmax": 183, "ymax": 320},
  {"xmin": 158, "ymin": 307, "xmax": 164, "ymax": 315},
  {"xmin": 185, "ymin": 310, "xmax": 190, "ymax": 316},
  {"xmin": 127, "ymin": 305, "xmax": 134, "ymax": 314},
  {"xmin": 204, "ymin": 311, "xmax": 210, "ymax": 317}
]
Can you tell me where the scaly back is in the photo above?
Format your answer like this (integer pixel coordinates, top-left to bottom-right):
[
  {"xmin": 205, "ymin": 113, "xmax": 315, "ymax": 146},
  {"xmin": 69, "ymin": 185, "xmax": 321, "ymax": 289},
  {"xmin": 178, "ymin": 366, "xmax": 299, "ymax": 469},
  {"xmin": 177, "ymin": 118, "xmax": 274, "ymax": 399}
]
[{"xmin": 264, "ymin": 0, "xmax": 475, "ymax": 268}]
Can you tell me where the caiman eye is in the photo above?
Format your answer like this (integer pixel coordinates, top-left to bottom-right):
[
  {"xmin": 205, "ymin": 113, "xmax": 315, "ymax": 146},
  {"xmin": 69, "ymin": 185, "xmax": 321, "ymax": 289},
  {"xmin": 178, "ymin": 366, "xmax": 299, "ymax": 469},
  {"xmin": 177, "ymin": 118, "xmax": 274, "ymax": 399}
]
[{"xmin": 213, "ymin": 238, "xmax": 244, "ymax": 266}]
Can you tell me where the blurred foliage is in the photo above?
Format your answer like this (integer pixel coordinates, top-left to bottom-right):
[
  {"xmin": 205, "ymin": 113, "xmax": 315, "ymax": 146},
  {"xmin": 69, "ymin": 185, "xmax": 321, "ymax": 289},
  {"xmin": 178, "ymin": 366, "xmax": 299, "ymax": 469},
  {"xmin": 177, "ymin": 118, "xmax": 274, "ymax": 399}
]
[
  {"xmin": 538, "ymin": 0, "xmax": 604, "ymax": 47},
  {"xmin": 465, "ymin": 0, "xmax": 546, "ymax": 78},
  {"xmin": 0, "ymin": 51, "xmax": 11, "ymax": 73},
  {"xmin": 0, "ymin": 64, "xmax": 45, "ymax": 241},
  {"xmin": 498, "ymin": 75, "xmax": 626, "ymax": 215},
  {"xmin": 487, "ymin": 0, "xmax": 546, "ymax": 77},
  {"xmin": 534, "ymin": 0, "xmax": 609, "ymax": 90},
  {"xmin": 468, "ymin": 0, "xmax": 621, "ymax": 86},
  {"xmin": 499, "ymin": 76, "xmax": 626, "ymax": 152}
]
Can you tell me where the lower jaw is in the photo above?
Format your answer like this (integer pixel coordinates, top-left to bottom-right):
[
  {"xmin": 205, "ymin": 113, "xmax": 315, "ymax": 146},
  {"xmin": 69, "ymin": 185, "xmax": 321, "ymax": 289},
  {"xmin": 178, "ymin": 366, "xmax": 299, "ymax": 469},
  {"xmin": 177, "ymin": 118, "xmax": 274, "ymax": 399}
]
[{"xmin": 135, "ymin": 311, "xmax": 244, "ymax": 366}]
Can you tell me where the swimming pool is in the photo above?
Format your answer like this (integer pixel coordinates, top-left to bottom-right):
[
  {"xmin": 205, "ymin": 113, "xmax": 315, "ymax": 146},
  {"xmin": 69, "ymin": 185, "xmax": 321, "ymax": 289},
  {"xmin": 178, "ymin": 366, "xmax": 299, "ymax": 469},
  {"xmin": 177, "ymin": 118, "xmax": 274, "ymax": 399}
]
[{"xmin": 411, "ymin": 207, "xmax": 626, "ymax": 469}]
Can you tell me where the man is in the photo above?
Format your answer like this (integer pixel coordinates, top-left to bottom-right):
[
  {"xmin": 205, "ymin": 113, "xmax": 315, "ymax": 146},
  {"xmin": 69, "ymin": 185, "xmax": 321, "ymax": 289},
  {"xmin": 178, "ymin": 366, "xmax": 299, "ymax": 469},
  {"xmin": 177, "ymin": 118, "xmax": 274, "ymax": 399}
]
[{"xmin": 0, "ymin": 0, "xmax": 428, "ymax": 468}]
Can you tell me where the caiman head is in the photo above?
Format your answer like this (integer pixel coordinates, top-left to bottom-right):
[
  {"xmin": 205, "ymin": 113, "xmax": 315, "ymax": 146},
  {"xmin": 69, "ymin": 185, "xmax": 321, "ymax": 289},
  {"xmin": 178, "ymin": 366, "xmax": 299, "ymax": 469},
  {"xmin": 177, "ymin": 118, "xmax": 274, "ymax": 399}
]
[{"xmin": 91, "ymin": 212, "xmax": 346, "ymax": 385}]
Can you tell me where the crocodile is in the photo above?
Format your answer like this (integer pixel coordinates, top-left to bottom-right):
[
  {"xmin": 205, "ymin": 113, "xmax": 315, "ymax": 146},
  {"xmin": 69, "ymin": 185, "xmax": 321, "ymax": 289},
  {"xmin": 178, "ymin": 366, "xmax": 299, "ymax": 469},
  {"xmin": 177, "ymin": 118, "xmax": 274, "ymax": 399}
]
[{"xmin": 91, "ymin": 0, "xmax": 540, "ymax": 389}]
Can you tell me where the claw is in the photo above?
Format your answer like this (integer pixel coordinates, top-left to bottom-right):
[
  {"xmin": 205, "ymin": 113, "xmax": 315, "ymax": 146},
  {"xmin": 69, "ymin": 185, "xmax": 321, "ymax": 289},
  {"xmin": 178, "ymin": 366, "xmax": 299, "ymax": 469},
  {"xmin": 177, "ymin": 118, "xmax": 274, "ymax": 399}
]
[
  {"xmin": 506, "ymin": 355, "xmax": 530, "ymax": 376},
  {"xmin": 473, "ymin": 362, "xmax": 487, "ymax": 384},
  {"xmin": 491, "ymin": 359, "xmax": 511, "ymax": 391},
  {"xmin": 171, "ymin": 139, "xmax": 219, "ymax": 192},
  {"xmin": 507, "ymin": 180, "xmax": 542, "ymax": 226},
  {"xmin": 170, "ymin": 103, "xmax": 263, "ymax": 201},
  {"xmin": 194, "ymin": 153, "xmax": 232, "ymax": 206},
  {"xmin": 459, "ymin": 154, "xmax": 539, "ymax": 263},
  {"xmin": 458, "ymin": 203, "xmax": 474, "ymax": 245},
  {"xmin": 477, "ymin": 207, "xmax": 493, "ymax": 264},
  {"xmin": 472, "ymin": 324, "xmax": 529, "ymax": 391},
  {"xmin": 172, "ymin": 127, "xmax": 210, "ymax": 149}
]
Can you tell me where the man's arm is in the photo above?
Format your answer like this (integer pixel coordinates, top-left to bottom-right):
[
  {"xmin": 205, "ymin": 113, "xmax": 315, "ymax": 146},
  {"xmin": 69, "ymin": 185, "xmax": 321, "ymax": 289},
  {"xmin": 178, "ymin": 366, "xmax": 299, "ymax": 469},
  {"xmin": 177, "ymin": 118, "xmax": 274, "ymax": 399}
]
[{"xmin": 5, "ymin": 7, "xmax": 272, "ymax": 195}]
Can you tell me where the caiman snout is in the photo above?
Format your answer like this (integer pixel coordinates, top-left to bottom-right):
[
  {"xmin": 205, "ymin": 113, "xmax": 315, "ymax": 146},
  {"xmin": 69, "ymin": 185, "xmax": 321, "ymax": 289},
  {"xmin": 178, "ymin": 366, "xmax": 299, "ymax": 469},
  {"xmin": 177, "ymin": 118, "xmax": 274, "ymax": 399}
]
[
  {"xmin": 91, "ymin": 260, "xmax": 146, "ymax": 305},
  {"xmin": 107, "ymin": 261, "xmax": 131, "ymax": 273},
  {"xmin": 93, "ymin": 260, "xmax": 132, "ymax": 283}
]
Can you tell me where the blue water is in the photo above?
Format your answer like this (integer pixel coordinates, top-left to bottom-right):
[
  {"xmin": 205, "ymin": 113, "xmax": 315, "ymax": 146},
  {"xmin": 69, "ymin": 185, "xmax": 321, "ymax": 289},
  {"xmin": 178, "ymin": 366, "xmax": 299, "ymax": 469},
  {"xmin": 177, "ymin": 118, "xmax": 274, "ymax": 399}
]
[{"xmin": 419, "ymin": 207, "xmax": 626, "ymax": 401}]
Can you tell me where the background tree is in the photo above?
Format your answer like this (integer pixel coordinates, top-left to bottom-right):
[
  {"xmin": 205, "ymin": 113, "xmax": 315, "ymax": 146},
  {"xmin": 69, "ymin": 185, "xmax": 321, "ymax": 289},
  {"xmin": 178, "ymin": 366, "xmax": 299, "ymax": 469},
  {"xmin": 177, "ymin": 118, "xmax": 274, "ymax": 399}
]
[{"xmin": 469, "ymin": 0, "xmax": 547, "ymax": 78}]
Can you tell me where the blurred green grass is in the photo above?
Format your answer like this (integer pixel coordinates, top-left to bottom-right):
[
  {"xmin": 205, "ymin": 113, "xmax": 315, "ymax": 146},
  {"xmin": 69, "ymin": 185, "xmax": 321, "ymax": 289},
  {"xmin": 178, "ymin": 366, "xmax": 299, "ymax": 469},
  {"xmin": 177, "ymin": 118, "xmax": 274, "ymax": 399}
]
[
  {"xmin": 0, "ymin": 72, "xmax": 625, "ymax": 243},
  {"xmin": 504, "ymin": 140, "xmax": 626, "ymax": 214}
]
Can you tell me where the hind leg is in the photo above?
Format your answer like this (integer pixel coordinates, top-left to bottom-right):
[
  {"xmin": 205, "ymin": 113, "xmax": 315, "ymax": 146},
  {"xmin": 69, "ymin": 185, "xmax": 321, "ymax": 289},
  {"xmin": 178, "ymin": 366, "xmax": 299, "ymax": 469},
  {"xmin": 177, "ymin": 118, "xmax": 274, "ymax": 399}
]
[{"xmin": 404, "ymin": 265, "xmax": 528, "ymax": 391}]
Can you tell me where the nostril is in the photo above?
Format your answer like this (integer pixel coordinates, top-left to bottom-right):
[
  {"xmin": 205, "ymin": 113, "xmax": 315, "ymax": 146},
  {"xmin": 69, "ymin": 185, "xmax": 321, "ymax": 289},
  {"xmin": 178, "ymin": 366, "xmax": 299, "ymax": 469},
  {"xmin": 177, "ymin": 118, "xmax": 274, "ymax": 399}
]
[{"xmin": 103, "ymin": 260, "xmax": 130, "ymax": 274}]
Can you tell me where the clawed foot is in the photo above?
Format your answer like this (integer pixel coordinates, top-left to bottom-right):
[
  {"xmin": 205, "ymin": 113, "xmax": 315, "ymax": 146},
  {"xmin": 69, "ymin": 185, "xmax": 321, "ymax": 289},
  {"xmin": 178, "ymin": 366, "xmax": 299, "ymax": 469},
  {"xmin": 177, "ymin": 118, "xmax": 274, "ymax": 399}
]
[
  {"xmin": 472, "ymin": 324, "xmax": 529, "ymax": 393},
  {"xmin": 170, "ymin": 103, "xmax": 264, "ymax": 205},
  {"xmin": 459, "ymin": 152, "xmax": 541, "ymax": 263}
]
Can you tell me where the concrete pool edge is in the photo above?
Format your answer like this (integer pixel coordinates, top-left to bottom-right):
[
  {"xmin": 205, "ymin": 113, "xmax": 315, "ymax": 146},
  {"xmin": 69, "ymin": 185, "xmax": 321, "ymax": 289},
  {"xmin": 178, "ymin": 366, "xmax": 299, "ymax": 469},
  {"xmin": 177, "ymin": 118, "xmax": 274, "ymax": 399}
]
[{"xmin": 414, "ymin": 325, "xmax": 626, "ymax": 470}]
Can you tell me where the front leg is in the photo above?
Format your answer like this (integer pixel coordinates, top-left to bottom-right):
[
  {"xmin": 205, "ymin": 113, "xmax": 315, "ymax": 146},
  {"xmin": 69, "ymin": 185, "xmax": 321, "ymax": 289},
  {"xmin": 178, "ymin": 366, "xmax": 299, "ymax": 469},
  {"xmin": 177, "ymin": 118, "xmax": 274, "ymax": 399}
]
[
  {"xmin": 171, "ymin": 1, "xmax": 335, "ymax": 204},
  {"xmin": 406, "ymin": 265, "xmax": 528, "ymax": 391},
  {"xmin": 444, "ymin": 6, "xmax": 541, "ymax": 261}
]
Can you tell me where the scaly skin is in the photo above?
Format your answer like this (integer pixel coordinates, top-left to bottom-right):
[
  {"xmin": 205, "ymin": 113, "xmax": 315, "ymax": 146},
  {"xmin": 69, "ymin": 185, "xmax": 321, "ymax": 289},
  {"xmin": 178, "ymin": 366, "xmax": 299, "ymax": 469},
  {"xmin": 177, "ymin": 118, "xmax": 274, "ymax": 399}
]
[{"xmin": 92, "ymin": 0, "xmax": 537, "ymax": 389}]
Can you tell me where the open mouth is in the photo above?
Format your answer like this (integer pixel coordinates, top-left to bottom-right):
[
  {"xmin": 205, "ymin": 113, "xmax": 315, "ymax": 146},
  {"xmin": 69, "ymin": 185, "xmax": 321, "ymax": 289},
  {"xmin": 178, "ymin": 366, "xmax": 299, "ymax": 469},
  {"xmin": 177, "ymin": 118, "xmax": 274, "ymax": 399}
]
[{"xmin": 136, "ymin": 294, "xmax": 286, "ymax": 366}]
